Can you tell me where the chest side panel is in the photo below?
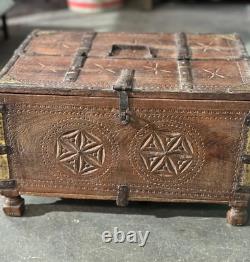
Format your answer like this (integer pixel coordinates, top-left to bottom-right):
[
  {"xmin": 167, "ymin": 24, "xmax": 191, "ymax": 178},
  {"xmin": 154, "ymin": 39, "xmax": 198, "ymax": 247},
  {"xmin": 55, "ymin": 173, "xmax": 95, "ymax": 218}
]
[{"xmin": 2, "ymin": 94, "xmax": 248, "ymax": 201}]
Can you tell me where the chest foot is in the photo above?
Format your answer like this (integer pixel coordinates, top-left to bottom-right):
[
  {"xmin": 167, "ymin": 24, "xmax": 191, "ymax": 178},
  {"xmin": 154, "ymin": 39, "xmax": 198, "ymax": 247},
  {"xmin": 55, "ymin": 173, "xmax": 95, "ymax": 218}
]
[
  {"xmin": 227, "ymin": 203, "xmax": 248, "ymax": 226},
  {"xmin": 3, "ymin": 195, "xmax": 25, "ymax": 217}
]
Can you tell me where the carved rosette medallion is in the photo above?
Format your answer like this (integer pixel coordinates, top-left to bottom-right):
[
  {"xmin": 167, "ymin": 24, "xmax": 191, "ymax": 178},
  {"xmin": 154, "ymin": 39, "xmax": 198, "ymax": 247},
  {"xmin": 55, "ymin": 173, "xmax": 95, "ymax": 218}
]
[
  {"xmin": 41, "ymin": 117, "xmax": 118, "ymax": 181},
  {"xmin": 140, "ymin": 132, "xmax": 194, "ymax": 176},
  {"xmin": 56, "ymin": 129, "xmax": 105, "ymax": 175},
  {"xmin": 130, "ymin": 119, "xmax": 205, "ymax": 185}
]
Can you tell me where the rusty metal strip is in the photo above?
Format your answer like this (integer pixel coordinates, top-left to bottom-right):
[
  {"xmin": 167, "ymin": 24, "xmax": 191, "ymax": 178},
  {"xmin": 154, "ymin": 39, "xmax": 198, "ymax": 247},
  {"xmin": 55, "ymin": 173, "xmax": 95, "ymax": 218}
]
[
  {"xmin": 175, "ymin": 32, "xmax": 193, "ymax": 90},
  {"xmin": 113, "ymin": 69, "xmax": 135, "ymax": 125},
  {"xmin": 241, "ymin": 154, "xmax": 250, "ymax": 164},
  {"xmin": 177, "ymin": 60, "xmax": 193, "ymax": 90},
  {"xmin": 113, "ymin": 69, "xmax": 134, "ymax": 92},
  {"xmin": 233, "ymin": 33, "xmax": 249, "ymax": 59},
  {"xmin": 175, "ymin": 32, "xmax": 191, "ymax": 60},
  {"xmin": 0, "ymin": 179, "xmax": 16, "ymax": 189},
  {"xmin": 64, "ymin": 32, "xmax": 96, "ymax": 82},
  {"xmin": 116, "ymin": 185, "xmax": 129, "ymax": 207}
]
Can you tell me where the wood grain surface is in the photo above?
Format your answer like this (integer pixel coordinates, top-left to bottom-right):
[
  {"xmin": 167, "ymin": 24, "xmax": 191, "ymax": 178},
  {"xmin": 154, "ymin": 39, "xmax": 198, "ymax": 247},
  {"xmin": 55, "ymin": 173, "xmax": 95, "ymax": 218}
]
[{"xmin": 0, "ymin": 30, "xmax": 249, "ymax": 223}]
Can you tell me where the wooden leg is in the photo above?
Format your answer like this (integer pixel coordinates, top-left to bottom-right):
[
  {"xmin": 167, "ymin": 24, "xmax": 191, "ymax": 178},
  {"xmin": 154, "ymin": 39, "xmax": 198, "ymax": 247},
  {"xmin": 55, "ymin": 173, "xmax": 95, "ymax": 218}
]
[
  {"xmin": 3, "ymin": 195, "xmax": 25, "ymax": 217},
  {"xmin": 226, "ymin": 202, "xmax": 248, "ymax": 226},
  {"xmin": 2, "ymin": 15, "xmax": 9, "ymax": 40}
]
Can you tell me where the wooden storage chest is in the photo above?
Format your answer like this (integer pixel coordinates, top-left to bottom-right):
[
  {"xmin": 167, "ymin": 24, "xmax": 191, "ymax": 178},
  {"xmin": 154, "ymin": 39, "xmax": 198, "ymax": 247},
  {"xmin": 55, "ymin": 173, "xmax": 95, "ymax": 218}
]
[{"xmin": 0, "ymin": 30, "xmax": 250, "ymax": 225}]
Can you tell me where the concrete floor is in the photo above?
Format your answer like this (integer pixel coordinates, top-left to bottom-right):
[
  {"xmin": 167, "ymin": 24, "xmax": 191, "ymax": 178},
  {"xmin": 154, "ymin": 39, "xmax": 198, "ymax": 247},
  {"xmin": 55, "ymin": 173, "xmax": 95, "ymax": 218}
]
[{"xmin": 1, "ymin": 2, "xmax": 250, "ymax": 262}]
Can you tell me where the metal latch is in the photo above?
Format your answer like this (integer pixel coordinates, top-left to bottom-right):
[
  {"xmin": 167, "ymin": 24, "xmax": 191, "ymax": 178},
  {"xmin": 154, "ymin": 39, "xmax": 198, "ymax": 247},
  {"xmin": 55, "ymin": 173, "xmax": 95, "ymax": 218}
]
[
  {"xmin": 113, "ymin": 69, "xmax": 135, "ymax": 125},
  {"xmin": 241, "ymin": 154, "xmax": 250, "ymax": 164},
  {"xmin": 244, "ymin": 113, "xmax": 250, "ymax": 127},
  {"xmin": 116, "ymin": 185, "xmax": 129, "ymax": 207}
]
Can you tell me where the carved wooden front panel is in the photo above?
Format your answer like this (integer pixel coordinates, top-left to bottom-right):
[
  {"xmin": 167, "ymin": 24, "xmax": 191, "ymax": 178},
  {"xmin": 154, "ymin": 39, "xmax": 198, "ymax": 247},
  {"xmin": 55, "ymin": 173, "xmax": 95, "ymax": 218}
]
[
  {"xmin": 3, "ymin": 95, "xmax": 248, "ymax": 201},
  {"xmin": 5, "ymin": 103, "xmax": 120, "ymax": 197}
]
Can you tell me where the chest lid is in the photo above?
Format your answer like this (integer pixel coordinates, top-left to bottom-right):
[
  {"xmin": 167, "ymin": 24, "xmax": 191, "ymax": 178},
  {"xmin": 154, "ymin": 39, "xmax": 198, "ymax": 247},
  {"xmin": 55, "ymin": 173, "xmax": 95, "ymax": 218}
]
[{"xmin": 0, "ymin": 30, "xmax": 249, "ymax": 100}]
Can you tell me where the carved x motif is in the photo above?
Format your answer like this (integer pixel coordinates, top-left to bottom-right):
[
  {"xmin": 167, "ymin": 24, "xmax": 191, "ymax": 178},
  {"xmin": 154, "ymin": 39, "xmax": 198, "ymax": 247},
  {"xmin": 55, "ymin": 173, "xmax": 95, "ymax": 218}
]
[
  {"xmin": 197, "ymin": 41, "xmax": 221, "ymax": 53},
  {"xmin": 94, "ymin": 64, "xmax": 116, "ymax": 74},
  {"xmin": 38, "ymin": 62, "xmax": 57, "ymax": 73},
  {"xmin": 203, "ymin": 68, "xmax": 225, "ymax": 79},
  {"xmin": 144, "ymin": 63, "xmax": 171, "ymax": 75}
]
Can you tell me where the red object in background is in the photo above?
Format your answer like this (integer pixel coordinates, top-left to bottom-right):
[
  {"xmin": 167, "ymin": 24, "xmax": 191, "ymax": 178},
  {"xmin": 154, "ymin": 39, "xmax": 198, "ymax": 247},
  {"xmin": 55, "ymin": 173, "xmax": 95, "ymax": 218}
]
[{"xmin": 67, "ymin": 0, "xmax": 123, "ymax": 13}]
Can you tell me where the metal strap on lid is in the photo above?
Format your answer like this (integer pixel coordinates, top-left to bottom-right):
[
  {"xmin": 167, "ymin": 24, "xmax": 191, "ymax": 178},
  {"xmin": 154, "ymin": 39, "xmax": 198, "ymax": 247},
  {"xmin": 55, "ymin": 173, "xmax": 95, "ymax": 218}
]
[{"xmin": 113, "ymin": 69, "xmax": 135, "ymax": 125}]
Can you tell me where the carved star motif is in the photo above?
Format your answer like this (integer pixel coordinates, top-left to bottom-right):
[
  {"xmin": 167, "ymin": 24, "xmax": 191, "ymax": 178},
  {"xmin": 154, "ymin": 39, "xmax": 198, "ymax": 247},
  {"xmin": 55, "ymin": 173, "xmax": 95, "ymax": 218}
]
[
  {"xmin": 144, "ymin": 63, "xmax": 171, "ymax": 75},
  {"xmin": 203, "ymin": 68, "xmax": 225, "ymax": 79},
  {"xmin": 140, "ymin": 132, "xmax": 194, "ymax": 176},
  {"xmin": 197, "ymin": 41, "xmax": 221, "ymax": 53},
  {"xmin": 56, "ymin": 129, "xmax": 105, "ymax": 175}
]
